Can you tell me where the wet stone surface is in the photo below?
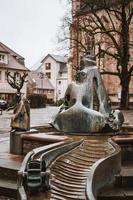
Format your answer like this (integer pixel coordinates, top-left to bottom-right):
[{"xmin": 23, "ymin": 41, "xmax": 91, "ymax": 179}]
[
  {"xmin": 0, "ymin": 106, "xmax": 59, "ymax": 134},
  {"xmin": 0, "ymin": 106, "xmax": 133, "ymax": 200},
  {"xmin": 0, "ymin": 196, "xmax": 15, "ymax": 200}
]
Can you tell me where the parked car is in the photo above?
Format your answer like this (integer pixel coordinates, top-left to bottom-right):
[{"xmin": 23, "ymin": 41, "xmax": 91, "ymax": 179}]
[{"xmin": 0, "ymin": 100, "xmax": 7, "ymax": 110}]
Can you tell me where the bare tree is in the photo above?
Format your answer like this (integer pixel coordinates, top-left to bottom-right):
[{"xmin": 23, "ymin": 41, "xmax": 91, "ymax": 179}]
[
  {"xmin": 68, "ymin": 0, "xmax": 133, "ymax": 109},
  {"xmin": 7, "ymin": 71, "xmax": 27, "ymax": 103}
]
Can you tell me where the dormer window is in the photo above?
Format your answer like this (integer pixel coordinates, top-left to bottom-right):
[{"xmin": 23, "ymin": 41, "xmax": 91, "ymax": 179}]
[{"xmin": 0, "ymin": 53, "xmax": 8, "ymax": 64}]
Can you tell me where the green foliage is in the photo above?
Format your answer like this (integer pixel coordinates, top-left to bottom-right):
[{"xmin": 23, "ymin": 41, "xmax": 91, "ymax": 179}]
[{"xmin": 28, "ymin": 94, "xmax": 47, "ymax": 108}]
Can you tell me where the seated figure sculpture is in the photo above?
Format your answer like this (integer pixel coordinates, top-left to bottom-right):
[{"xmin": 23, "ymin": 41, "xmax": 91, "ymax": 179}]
[
  {"xmin": 11, "ymin": 97, "xmax": 30, "ymax": 131},
  {"xmin": 52, "ymin": 54, "xmax": 124, "ymax": 133}
]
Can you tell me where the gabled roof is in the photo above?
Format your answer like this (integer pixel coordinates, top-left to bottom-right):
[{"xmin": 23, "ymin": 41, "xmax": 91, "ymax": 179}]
[
  {"xmin": 0, "ymin": 42, "xmax": 24, "ymax": 59},
  {"xmin": 0, "ymin": 44, "xmax": 9, "ymax": 54},
  {"xmin": 28, "ymin": 71, "xmax": 54, "ymax": 90},
  {"xmin": 30, "ymin": 55, "xmax": 44, "ymax": 71},
  {"xmin": 0, "ymin": 42, "xmax": 29, "ymax": 71},
  {"xmin": 31, "ymin": 54, "xmax": 67, "ymax": 71},
  {"xmin": 42, "ymin": 54, "xmax": 67, "ymax": 64}
]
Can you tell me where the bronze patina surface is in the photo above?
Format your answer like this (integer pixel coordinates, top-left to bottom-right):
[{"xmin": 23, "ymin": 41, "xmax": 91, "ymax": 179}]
[{"xmin": 52, "ymin": 55, "xmax": 124, "ymax": 133}]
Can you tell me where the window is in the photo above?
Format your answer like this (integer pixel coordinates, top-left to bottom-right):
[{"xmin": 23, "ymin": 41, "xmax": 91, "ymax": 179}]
[
  {"xmin": 45, "ymin": 63, "xmax": 51, "ymax": 70},
  {"xmin": 59, "ymin": 72, "xmax": 62, "ymax": 77},
  {"xmin": 58, "ymin": 81, "xmax": 61, "ymax": 84},
  {"xmin": 45, "ymin": 72, "xmax": 51, "ymax": 79},
  {"xmin": 0, "ymin": 54, "xmax": 7, "ymax": 64},
  {"xmin": 0, "ymin": 54, "xmax": 5, "ymax": 62},
  {"xmin": 5, "ymin": 71, "xmax": 7, "ymax": 80}
]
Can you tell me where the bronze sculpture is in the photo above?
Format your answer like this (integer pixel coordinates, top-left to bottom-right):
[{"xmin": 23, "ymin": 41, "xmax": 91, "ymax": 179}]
[{"xmin": 52, "ymin": 54, "xmax": 124, "ymax": 133}]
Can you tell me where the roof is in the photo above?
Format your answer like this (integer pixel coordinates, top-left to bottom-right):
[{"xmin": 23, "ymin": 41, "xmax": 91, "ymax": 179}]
[
  {"xmin": 49, "ymin": 54, "xmax": 67, "ymax": 63},
  {"xmin": 0, "ymin": 44, "xmax": 9, "ymax": 54},
  {"xmin": 0, "ymin": 42, "xmax": 29, "ymax": 71},
  {"xmin": 28, "ymin": 71, "xmax": 54, "ymax": 90},
  {"xmin": 0, "ymin": 42, "xmax": 24, "ymax": 59},
  {"xmin": 41, "ymin": 54, "xmax": 67, "ymax": 64},
  {"xmin": 31, "ymin": 53, "xmax": 67, "ymax": 71},
  {"xmin": 0, "ymin": 54, "xmax": 29, "ymax": 71},
  {"xmin": 30, "ymin": 55, "xmax": 44, "ymax": 71}
]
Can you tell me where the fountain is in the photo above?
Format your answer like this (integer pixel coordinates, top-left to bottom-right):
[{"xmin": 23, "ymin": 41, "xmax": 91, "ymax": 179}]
[{"xmin": 0, "ymin": 55, "xmax": 133, "ymax": 200}]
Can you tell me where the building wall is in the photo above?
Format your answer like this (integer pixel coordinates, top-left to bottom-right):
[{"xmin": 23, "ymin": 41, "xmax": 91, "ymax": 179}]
[
  {"xmin": 56, "ymin": 78, "xmax": 68, "ymax": 99},
  {"xmin": 27, "ymin": 71, "xmax": 55, "ymax": 103},
  {"xmin": 41, "ymin": 56, "xmax": 59, "ymax": 88},
  {"xmin": 41, "ymin": 56, "xmax": 68, "ymax": 101},
  {"xmin": 69, "ymin": 0, "xmax": 133, "ymax": 103},
  {"xmin": 32, "ymin": 88, "xmax": 54, "ymax": 102}
]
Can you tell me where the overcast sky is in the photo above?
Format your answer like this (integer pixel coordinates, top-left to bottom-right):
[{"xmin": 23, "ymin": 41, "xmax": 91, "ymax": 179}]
[{"xmin": 0, "ymin": 0, "xmax": 67, "ymax": 68}]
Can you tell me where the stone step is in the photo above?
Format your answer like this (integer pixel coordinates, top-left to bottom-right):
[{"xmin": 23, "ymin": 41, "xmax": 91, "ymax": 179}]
[
  {"xmin": 0, "ymin": 167, "xmax": 18, "ymax": 181},
  {"xmin": 98, "ymin": 184, "xmax": 133, "ymax": 200},
  {"xmin": 98, "ymin": 161, "xmax": 133, "ymax": 200},
  {"xmin": 0, "ymin": 179, "xmax": 17, "ymax": 198},
  {"xmin": 115, "ymin": 162, "xmax": 133, "ymax": 187},
  {"xmin": 115, "ymin": 174, "xmax": 133, "ymax": 187}
]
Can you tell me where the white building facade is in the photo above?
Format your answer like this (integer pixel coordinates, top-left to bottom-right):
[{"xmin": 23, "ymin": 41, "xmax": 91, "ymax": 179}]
[{"xmin": 36, "ymin": 54, "xmax": 68, "ymax": 101}]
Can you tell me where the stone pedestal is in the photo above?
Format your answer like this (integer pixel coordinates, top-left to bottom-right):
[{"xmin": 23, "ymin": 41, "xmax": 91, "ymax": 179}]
[
  {"xmin": 10, "ymin": 132, "xmax": 23, "ymax": 155},
  {"xmin": 10, "ymin": 129, "xmax": 38, "ymax": 155}
]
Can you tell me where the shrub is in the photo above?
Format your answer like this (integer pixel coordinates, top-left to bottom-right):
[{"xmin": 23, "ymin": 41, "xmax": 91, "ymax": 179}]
[{"xmin": 28, "ymin": 94, "xmax": 47, "ymax": 108}]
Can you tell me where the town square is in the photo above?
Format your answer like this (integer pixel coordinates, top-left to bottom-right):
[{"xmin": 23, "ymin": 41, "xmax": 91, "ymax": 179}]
[{"xmin": 0, "ymin": 0, "xmax": 133, "ymax": 200}]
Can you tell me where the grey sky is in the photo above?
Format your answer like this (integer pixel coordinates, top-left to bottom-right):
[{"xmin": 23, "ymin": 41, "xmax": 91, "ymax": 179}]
[{"xmin": 0, "ymin": 0, "xmax": 67, "ymax": 68}]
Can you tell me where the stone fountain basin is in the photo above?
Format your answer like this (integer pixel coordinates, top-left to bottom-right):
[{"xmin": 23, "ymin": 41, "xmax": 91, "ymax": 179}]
[{"xmin": 112, "ymin": 134, "xmax": 133, "ymax": 143}]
